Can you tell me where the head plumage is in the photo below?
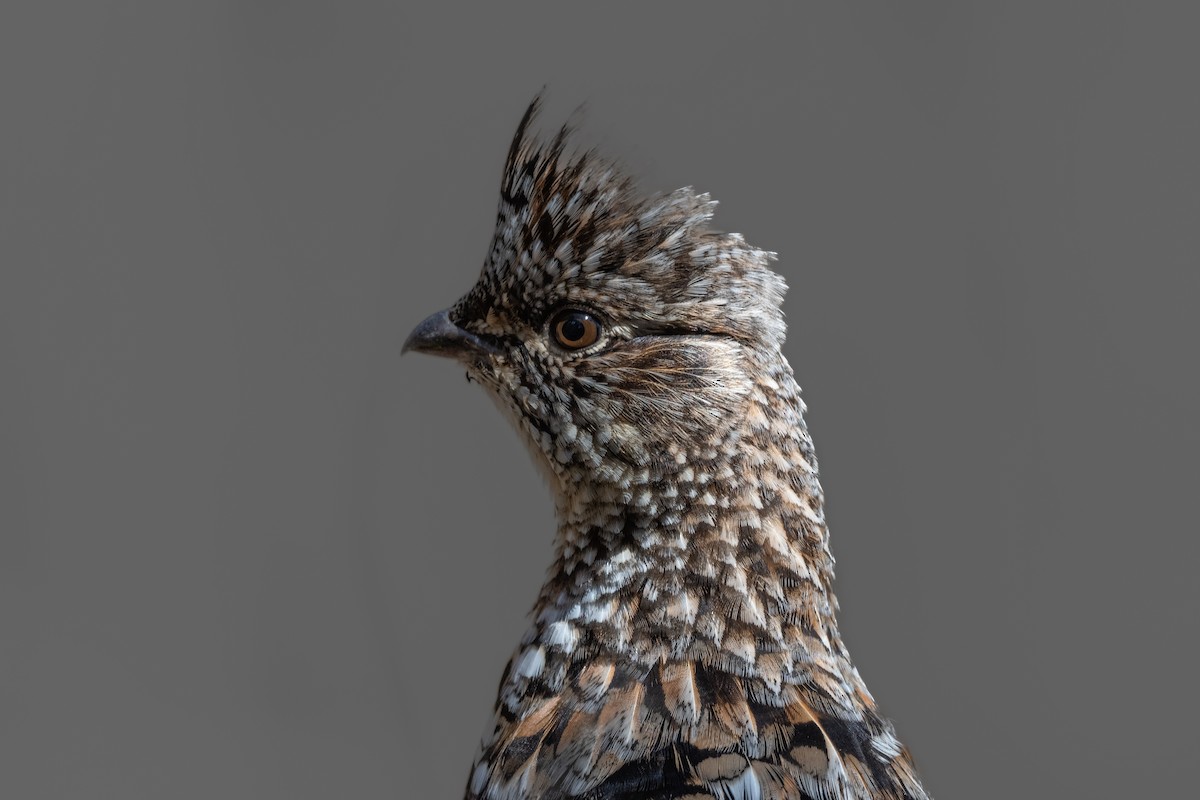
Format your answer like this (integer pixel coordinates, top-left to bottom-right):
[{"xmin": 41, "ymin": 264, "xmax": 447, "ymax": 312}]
[{"xmin": 461, "ymin": 96, "xmax": 789, "ymax": 351}]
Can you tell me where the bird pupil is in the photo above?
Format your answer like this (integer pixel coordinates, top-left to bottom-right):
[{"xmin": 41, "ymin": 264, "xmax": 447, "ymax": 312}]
[{"xmin": 562, "ymin": 317, "xmax": 586, "ymax": 341}]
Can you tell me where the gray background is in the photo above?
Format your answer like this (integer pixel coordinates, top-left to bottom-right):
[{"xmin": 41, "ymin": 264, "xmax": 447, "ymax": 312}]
[{"xmin": 2, "ymin": 3, "xmax": 1197, "ymax": 798}]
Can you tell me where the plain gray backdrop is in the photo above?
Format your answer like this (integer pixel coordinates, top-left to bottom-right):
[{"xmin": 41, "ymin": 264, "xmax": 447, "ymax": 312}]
[{"xmin": 3, "ymin": 3, "xmax": 1197, "ymax": 798}]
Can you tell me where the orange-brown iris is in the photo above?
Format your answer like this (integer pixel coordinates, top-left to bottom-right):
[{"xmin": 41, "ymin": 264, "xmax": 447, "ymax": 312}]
[{"xmin": 551, "ymin": 310, "xmax": 600, "ymax": 349}]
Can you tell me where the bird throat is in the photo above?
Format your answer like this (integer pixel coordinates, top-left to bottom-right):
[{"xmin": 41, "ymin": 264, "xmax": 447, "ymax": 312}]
[{"xmin": 506, "ymin": 361, "xmax": 849, "ymax": 711}]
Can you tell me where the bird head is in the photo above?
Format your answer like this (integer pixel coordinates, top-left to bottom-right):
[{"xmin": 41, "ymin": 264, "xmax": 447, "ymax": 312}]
[{"xmin": 405, "ymin": 100, "xmax": 789, "ymax": 497}]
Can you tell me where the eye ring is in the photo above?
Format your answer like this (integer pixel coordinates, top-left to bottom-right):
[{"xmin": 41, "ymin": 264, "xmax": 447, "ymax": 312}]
[{"xmin": 550, "ymin": 309, "xmax": 602, "ymax": 350}]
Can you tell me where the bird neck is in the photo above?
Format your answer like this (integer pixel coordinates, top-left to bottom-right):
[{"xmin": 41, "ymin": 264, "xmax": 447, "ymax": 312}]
[{"xmin": 533, "ymin": 361, "xmax": 845, "ymax": 672}]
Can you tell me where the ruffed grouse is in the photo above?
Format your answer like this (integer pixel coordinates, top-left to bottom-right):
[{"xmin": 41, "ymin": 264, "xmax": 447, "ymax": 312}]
[{"xmin": 404, "ymin": 98, "xmax": 930, "ymax": 800}]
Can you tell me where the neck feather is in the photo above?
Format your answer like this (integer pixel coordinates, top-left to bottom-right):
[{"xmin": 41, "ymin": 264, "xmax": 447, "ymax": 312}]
[{"xmin": 531, "ymin": 361, "xmax": 844, "ymax": 674}]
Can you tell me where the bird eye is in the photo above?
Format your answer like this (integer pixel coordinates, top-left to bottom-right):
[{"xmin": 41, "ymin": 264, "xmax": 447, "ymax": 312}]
[{"xmin": 550, "ymin": 309, "xmax": 601, "ymax": 350}]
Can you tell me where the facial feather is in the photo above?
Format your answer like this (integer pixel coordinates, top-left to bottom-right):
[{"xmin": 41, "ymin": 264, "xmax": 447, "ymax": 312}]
[{"xmin": 405, "ymin": 96, "xmax": 931, "ymax": 800}]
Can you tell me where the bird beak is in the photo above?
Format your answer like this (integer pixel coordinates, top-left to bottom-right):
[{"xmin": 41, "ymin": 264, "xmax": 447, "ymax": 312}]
[{"xmin": 402, "ymin": 309, "xmax": 498, "ymax": 360}]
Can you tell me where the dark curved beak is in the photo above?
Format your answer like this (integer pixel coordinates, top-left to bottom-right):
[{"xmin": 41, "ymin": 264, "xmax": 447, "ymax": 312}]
[{"xmin": 402, "ymin": 309, "xmax": 498, "ymax": 359}]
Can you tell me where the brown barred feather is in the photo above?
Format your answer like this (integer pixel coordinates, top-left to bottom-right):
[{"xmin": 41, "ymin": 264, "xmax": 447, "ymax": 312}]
[{"xmin": 405, "ymin": 95, "xmax": 931, "ymax": 800}]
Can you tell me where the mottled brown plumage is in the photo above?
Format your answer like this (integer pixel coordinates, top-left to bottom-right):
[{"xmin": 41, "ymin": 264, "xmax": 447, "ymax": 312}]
[{"xmin": 404, "ymin": 98, "xmax": 930, "ymax": 800}]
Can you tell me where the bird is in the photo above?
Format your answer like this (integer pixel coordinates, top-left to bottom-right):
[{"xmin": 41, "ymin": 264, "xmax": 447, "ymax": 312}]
[{"xmin": 403, "ymin": 97, "xmax": 931, "ymax": 800}]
